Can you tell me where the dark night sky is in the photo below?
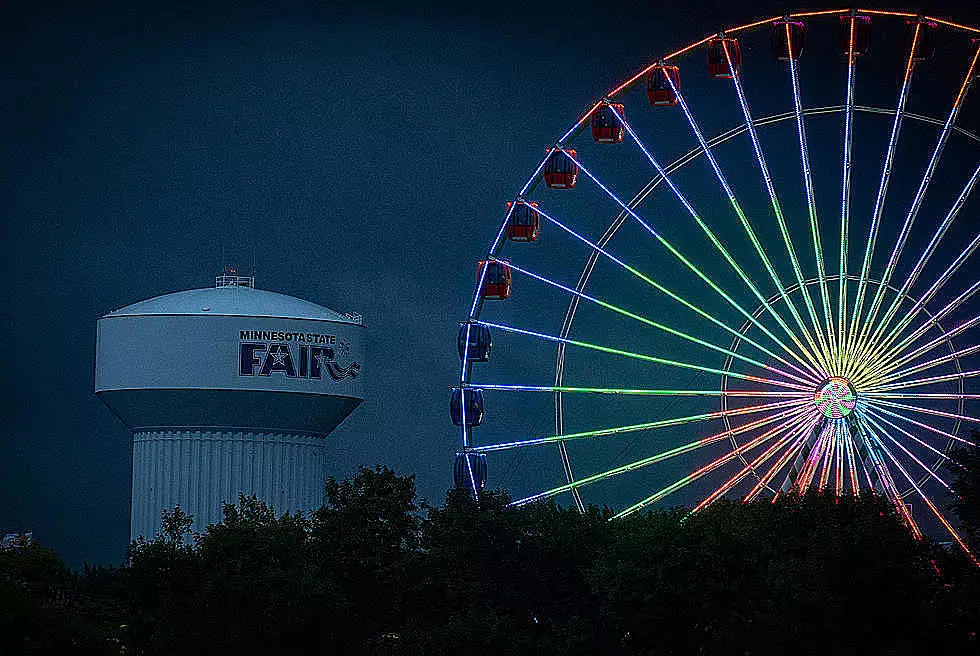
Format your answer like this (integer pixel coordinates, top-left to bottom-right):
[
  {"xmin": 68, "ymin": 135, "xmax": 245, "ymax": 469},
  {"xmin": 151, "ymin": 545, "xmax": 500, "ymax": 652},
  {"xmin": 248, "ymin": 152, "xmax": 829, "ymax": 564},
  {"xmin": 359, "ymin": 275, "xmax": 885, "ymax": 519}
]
[{"xmin": 3, "ymin": 1, "xmax": 980, "ymax": 567}]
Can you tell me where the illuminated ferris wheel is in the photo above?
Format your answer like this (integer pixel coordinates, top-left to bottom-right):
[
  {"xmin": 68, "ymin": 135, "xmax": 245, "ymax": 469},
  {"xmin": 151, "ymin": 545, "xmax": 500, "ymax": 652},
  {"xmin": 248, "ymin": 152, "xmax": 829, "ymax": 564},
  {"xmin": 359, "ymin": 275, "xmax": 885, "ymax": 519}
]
[{"xmin": 452, "ymin": 9, "xmax": 980, "ymax": 563}]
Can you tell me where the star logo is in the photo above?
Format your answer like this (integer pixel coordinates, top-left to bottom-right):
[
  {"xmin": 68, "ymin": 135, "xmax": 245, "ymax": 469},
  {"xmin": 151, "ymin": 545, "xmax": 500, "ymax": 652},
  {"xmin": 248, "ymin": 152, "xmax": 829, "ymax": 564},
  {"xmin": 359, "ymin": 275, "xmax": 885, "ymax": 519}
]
[{"xmin": 271, "ymin": 345, "xmax": 287, "ymax": 366}]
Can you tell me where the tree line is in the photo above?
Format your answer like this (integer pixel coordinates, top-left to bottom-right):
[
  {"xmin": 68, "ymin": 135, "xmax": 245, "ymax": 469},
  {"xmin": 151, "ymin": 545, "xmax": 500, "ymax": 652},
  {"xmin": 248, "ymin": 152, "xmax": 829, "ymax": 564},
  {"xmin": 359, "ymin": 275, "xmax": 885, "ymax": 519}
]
[{"xmin": 3, "ymin": 450, "xmax": 980, "ymax": 655}]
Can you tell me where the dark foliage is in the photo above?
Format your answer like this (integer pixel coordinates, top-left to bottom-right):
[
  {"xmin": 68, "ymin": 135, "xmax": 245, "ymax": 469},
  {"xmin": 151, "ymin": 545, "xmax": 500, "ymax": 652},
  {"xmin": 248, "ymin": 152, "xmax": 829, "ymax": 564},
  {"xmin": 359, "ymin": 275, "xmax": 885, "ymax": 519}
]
[{"xmin": 3, "ymin": 463, "xmax": 980, "ymax": 655}]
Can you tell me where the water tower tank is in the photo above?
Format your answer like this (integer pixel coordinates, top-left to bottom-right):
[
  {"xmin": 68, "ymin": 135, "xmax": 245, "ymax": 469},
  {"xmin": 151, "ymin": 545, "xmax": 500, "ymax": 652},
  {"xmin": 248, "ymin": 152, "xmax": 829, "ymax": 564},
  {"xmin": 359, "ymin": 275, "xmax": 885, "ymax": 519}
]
[{"xmin": 95, "ymin": 274, "xmax": 365, "ymax": 540}]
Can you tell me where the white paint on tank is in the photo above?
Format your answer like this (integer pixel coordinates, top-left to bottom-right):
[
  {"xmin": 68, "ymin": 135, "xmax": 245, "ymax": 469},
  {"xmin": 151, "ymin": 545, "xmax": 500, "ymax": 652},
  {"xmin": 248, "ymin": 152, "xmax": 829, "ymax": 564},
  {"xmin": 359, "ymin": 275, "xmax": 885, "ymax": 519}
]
[{"xmin": 131, "ymin": 430, "xmax": 327, "ymax": 540}]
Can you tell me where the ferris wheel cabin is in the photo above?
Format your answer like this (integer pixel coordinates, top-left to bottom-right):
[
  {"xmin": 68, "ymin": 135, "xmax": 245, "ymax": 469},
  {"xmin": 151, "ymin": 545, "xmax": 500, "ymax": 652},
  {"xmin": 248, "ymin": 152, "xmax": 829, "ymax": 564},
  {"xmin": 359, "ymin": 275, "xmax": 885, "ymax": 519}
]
[
  {"xmin": 543, "ymin": 148, "xmax": 579, "ymax": 188},
  {"xmin": 904, "ymin": 19, "xmax": 938, "ymax": 62},
  {"xmin": 707, "ymin": 37, "xmax": 741, "ymax": 78},
  {"xmin": 458, "ymin": 322, "xmax": 492, "ymax": 362},
  {"xmin": 450, "ymin": 387, "xmax": 485, "ymax": 427},
  {"xmin": 772, "ymin": 19, "xmax": 805, "ymax": 61},
  {"xmin": 478, "ymin": 260, "xmax": 512, "ymax": 300},
  {"xmin": 646, "ymin": 65, "xmax": 680, "ymax": 106},
  {"xmin": 838, "ymin": 14, "xmax": 872, "ymax": 57},
  {"xmin": 591, "ymin": 103, "xmax": 626, "ymax": 143},
  {"xmin": 453, "ymin": 452, "xmax": 488, "ymax": 491},
  {"xmin": 506, "ymin": 201, "xmax": 541, "ymax": 242}
]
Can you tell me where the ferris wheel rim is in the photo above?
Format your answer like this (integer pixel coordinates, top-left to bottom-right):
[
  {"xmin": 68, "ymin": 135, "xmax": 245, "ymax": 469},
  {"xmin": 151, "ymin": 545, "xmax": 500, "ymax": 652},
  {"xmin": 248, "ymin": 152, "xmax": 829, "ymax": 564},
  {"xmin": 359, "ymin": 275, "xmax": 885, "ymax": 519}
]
[
  {"xmin": 455, "ymin": 9, "xmax": 980, "ymax": 566},
  {"xmin": 548, "ymin": 105, "xmax": 980, "ymax": 506}
]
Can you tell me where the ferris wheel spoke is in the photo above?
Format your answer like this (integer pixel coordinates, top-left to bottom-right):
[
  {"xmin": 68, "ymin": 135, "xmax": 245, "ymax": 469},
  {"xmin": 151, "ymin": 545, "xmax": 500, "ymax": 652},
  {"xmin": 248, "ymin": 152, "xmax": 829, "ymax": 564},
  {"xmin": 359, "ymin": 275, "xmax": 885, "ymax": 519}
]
[
  {"xmin": 495, "ymin": 258, "xmax": 813, "ymax": 386},
  {"xmin": 838, "ymin": 16, "xmax": 859, "ymax": 372},
  {"xmin": 785, "ymin": 24, "xmax": 838, "ymax": 368},
  {"xmin": 852, "ymin": 43, "xmax": 980, "ymax": 362},
  {"xmin": 691, "ymin": 413, "xmax": 820, "ymax": 514},
  {"xmin": 868, "ymin": 369, "xmax": 980, "ymax": 393},
  {"xmin": 468, "ymin": 384, "xmax": 808, "ymax": 398},
  {"xmin": 875, "ymin": 282, "xmax": 980, "ymax": 379},
  {"xmin": 867, "ymin": 401, "xmax": 978, "ymax": 447},
  {"xmin": 847, "ymin": 25, "xmax": 921, "ymax": 365},
  {"xmin": 859, "ymin": 313, "xmax": 980, "ymax": 388},
  {"xmin": 743, "ymin": 418, "xmax": 817, "ymax": 503},
  {"xmin": 723, "ymin": 40, "xmax": 831, "ymax": 371},
  {"xmin": 565, "ymin": 151, "xmax": 827, "ymax": 377},
  {"xmin": 861, "ymin": 397, "xmax": 980, "ymax": 428},
  {"xmin": 865, "ymin": 392, "xmax": 980, "ymax": 401},
  {"xmin": 469, "ymin": 398, "xmax": 809, "ymax": 454},
  {"xmin": 508, "ymin": 404, "xmax": 810, "ymax": 507},
  {"xmin": 843, "ymin": 422, "xmax": 860, "ymax": 496},
  {"xmin": 531, "ymin": 203, "xmax": 820, "ymax": 380},
  {"xmin": 473, "ymin": 320, "xmax": 812, "ymax": 391},
  {"xmin": 797, "ymin": 422, "xmax": 833, "ymax": 494},
  {"xmin": 855, "ymin": 418, "xmax": 923, "ymax": 538},
  {"xmin": 866, "ymin": 343, "xmax": 980, "ymax": 389},
  {"xmin": 637, "ymin": 81, "xmax": 830, "ymax": 373},
  {"xmin": 861, "ymin": 413, "xmax": 954, "ymax": 492},
  {"xmin": 860, "ymin": 406, "xmax": 965, "ymax": 478},
  {"xmin": 853, "ymin": 238, "xmax": 980, "ymax": 381},
  {"xmin": 611, "ymin": 409, "xmax": 817, "ymax": 519},
  {"xmin": 862, "ymin": 400, "xmax": 978, "ymax": 448},
  {"xmin": 861, "ymin": 417, "xmax": 977, "ymax": 564},
  {"xmin": 818, "ymin": 422, "xmax": 838, "ymax": 494},
  {"xmin": 859, "ymin": 161, "xmax": 980, "ymax": 367}
]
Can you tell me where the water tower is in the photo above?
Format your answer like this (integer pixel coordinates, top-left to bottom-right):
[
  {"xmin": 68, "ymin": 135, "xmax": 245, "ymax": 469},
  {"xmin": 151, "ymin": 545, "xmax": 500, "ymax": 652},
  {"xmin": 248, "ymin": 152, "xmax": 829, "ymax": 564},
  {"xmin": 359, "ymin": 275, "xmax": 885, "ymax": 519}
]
[{"xmin": 95, "ymin": 273, "xmax": 365, "ymax": 540}]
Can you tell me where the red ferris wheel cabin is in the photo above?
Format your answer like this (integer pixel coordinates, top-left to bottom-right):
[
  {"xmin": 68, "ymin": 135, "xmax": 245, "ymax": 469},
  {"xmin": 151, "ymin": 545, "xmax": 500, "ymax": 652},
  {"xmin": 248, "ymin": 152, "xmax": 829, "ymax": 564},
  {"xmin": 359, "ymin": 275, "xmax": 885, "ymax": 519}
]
[
  {"xmin": 478, "ymin": 260, "xmax": 512, "ymax": 300},
  {"xmin": 591, "ymin": 103, "xmax": 625, "ymax": 143},
  {"xmin": 543, "ymin": 149, "xmax": 579, "ymax": 189},
  {"xmin": 707, "ymin": 38, "xmax": 741, "ymax": 79},
  {"xmin": 904, "ymin": 19, "xmax": 937, "ymax": 63},
  {"xmin": 838, "ymin": 15, "xmax": 872, "ymax": 58},
  {"xmin": 506, "ymin": 201, "xmax": 540, "ymax": 242},
  {"xmin": 647, "ymin": 65, "xmax": 680, "ymax": 106},
  {"xmin": 772, "ymin": 19, "xmax": 805, "ymax": 61}
]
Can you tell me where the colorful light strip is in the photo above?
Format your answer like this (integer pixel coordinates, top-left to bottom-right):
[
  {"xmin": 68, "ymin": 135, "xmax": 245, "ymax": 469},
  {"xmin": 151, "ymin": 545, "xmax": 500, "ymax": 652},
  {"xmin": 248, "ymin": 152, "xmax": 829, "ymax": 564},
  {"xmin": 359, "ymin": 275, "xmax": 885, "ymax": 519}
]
[
  {"xmin": 861, "ymin": 401, "xmax": 978, "ymax": 447},
  {"xmin": 530, "ymin": 203, "xmax": 821, "ymax": 381},
  {"xmin": 859, "ymin": 161, "xmax": 980, "ymax": 371},
  {"xmin": 473, "ymin": 320, "xmax": 811, "ymax": 391},
  {"xmin": 723, "ymin": 39, "xmax": 831, "ymax": 374},
  {"xmin": 863, "ymin": 420, "xmax": 975, "ymax": 562},
  {"xmin": 694, "ymin": 413, "xmax": 820, "ymax": 513},
  {"xmin": 655, "ymin": 77, "xmax": 831, "ymax": 374},
  {"xmin": 509, "ymin": 405, "xmax": 811, "ymax": 506},
  {"xmin": 469, "ymin": 384, "xmax": 809, "ymax": 398},
  {"xmin": 861, "ymin": 406, "xmax": 962, "ymax": 477},
  {"xmin": 870, "ymin": 279, "xmax": 980, "ymax": 374},
  {"xmin": 856, "ymin": 236, "xmax": 980, "ymax": 384},
  {"xmin": 862, "ymin": 314, "xmax": 980, "ymax": 386},
  {"xmin": 865, "ymin": 397, "xmax": 980, "ymax": 427},
  {"xmin": 496, "ymin": 260, "xmax": 812, "ymax": 387},
  {"xmin": 786, "ymin": 23, "xmax": 839, "ymax": 370},
  {"xmin": 853, "ymin": 43, "xmax": 980, "ymax": 366},
  {"xmin": 567, "ymin": 151, "xmax": 820, "ymax": 375},
  {"xmin": 857, "ymin": 418, "xmax": 922, "ymax": 538},
  {"xmin": 469, "ymin": 397, "xmax": 809, "ymax": 454},
  {"xmin": 863, "ymin": 413, "xmax": 951, "ymax": 491},
  {"xmin": 612, "ymin": 410, "xmax": 817, "ymax": 518},
  {"xmin": 870, "ymin": 343, "xmax": 980, "ymax": 389},
  {"xmin": 867, "ymin": 369, "xmax": 980, "ymax": 393},
  {"xmin": 839, "ymin": 15, "xmax": 858, "ymax": 373},
  {"xmin": 847, "ymin": 22, "xmax": 920, "ymax": 365},
  {"xmin": 743, "ymin": 418, "xmax": 817, "ymax": 502}
]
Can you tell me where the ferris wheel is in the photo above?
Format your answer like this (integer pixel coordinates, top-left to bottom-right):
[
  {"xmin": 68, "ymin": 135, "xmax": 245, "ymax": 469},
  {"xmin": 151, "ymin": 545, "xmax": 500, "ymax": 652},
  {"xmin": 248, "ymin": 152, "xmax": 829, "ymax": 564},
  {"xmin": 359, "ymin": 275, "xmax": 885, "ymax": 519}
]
[{"xmin": 452, "ymin": 8, "xmax": 980, "ymax": 564}]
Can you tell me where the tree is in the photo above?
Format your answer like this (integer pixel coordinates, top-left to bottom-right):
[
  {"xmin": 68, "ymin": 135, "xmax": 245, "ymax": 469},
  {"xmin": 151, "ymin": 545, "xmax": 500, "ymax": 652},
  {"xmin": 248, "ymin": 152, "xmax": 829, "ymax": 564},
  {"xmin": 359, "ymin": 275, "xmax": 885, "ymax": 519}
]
[
  {"xmin": 0, "ymin": 540, "xmax": 117, "ymax": 654},
  {"xmin": 949, "ymin": 433, "xmax": 980, "ymax": 549},
  {"xmin": 309, "ymin": 465, "xmax": 423, "ymax": 652}
]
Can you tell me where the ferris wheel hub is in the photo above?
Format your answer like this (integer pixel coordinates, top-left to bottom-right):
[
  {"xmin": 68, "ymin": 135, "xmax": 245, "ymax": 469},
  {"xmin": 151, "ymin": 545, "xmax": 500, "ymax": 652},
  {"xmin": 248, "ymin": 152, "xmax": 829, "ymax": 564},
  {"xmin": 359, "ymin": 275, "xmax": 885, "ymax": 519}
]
[{"xmin": 814, "ymin": 377, "xmax": 858, "ymax": 419}]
